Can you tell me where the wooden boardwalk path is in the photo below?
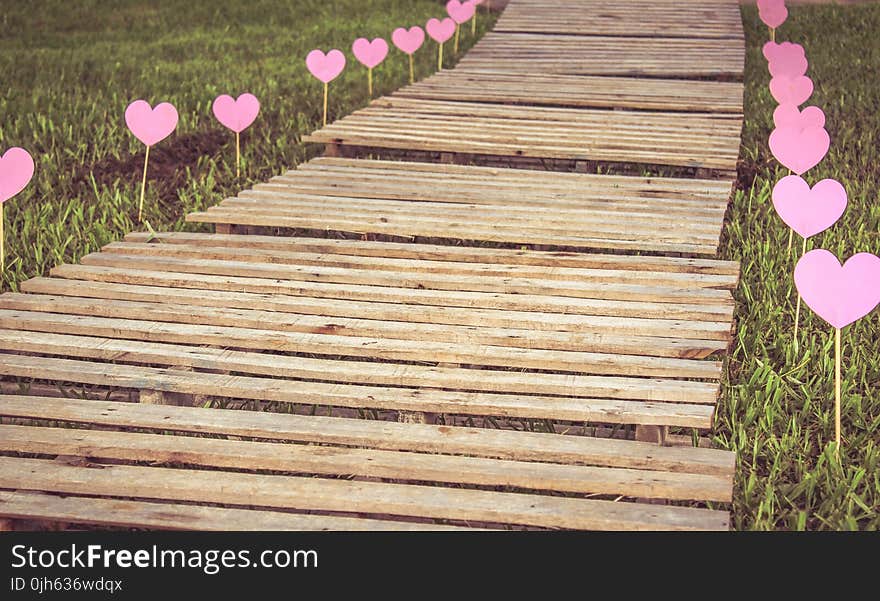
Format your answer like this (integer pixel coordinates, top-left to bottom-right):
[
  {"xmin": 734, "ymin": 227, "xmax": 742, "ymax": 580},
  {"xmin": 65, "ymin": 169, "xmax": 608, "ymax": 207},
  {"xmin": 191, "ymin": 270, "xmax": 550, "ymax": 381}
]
[{"xmin": 0, "ymin": 0, "xmax": 744, "ymax": 531}]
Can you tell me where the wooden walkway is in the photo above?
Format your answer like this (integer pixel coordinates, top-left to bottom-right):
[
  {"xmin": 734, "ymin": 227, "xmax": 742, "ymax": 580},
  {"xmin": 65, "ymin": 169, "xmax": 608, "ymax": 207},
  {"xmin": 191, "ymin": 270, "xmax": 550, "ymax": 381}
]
[{"xmin": 0, "ymin": 0, "xmax": 744, "ymax": 531}]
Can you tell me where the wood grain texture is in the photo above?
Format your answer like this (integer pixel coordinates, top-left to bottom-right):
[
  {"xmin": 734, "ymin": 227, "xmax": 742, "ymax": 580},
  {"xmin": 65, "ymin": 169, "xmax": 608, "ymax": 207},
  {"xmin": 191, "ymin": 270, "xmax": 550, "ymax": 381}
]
[{"xmin": 0, "ymin": 457, "xmax": 730, "ymax": 530}]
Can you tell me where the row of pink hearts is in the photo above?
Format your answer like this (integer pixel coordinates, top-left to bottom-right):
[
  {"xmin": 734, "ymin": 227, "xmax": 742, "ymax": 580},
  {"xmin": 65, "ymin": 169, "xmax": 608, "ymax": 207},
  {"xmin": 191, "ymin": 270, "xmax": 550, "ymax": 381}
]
[
  {"xmin": 763, "ymin": 36, "xmax": 879, "ymax": 330},
  {"xmin": 307, "ymin": 0, "xmax": 483, "ymax": 83},
  {"xmin": 0, "ymin": 93, "xmax": 259, "ymax": 205}
]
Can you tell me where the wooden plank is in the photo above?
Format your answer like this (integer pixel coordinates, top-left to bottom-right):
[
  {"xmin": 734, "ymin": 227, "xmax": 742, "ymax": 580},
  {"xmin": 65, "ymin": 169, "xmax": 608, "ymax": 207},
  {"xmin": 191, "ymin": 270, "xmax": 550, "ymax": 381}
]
[
  {"xmin": 456, "ymin": 33, "xmax": 744, "ymax": 79},
  {"xmin": 0, "ymin": 395, "xmax": 735, "ymax": 475},
  {"xmin": 0, "ymin": 326, "xmax": 722, "ymax": 393},
  {"xmin": 123, "ymin": 230, "xmax": 740, "ymax": 280},
  {"xmin": 297, "ymin": 157, "xmax": 735, "ymax": 203},
  {"xmin": 188, "ymin": 209, "xmax": 721, "ymax": 255},
  {"xmin": 225, "ymin": 192, "xmax": 725, "ymax": 239},
  {"xmin": 0, "ymin": 292, "xmax": 727, "ymax": 362},
  {"xmin": 20, "ymin": 277, "xmax": 733, "ymax": 343},
  {"xmin": 0, "ymin": 317, "xmax": 720, "ymax": 401},
  {"xmin": 77, "ymin": 252, "xmax": 734, "ymax": 306},
  {"xmin": 0, "ymin": 457, "xmax": 730, "ymax": 530},
  {"xmin": 395, "ymin": 70, "xmax": 744, "ymax": 112},
  {"xmin": 103, "ymin": 241, "xmax": 732, "ymax": 290},
  {"xmin": 496, "ymin": 0, "xmax": 744, "ymax": 39},
  {"xmin": 0, "ymin": 355, "xmax": 717, "ymax": 426},
  {"xmin": 47, "ymin": 264, "xmax": 736, "ymax": 322},
  {"xmin": 0, "ymin": 490, "xmax": 459, "ymax": 531},
  {"xmin": 301, "ymin": 157, "xmax": 735, "ymax": 197},
  {"xmin": 0, "ymin": 424, "xmax": 732, "ymax": 501}
]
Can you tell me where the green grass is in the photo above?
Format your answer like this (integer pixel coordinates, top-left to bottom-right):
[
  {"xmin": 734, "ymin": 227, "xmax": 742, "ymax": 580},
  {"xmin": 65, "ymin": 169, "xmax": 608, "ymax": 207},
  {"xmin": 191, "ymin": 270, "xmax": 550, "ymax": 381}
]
[
  {"xmin": 715, "ymin": 4, "xmax": 880, "ymax": 530},
  {"xmin": 0, "ymin": 0, "xmax": 495, "ymax": 292}
]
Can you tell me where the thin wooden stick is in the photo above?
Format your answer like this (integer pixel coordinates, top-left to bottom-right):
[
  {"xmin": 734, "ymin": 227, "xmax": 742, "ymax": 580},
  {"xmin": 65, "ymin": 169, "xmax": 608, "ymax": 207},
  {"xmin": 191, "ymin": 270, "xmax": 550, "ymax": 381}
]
[
  {"xmin": 368, "ymin": 67, "xmax": 373, "ymax": 98},
  {"xmin": 834, "ymin": 326, "xmax": 841, "ymax": 455},
  {"xmin": 786, "ymin": 228, "xmax": 793, "ymax": 255},
  {"xmin": 454, "ymin": 24, "xmax": 460, "ymax": 54},
  {"xmin": 235, "ymin": 131, "xmax": 240, "ymax": 179},
  {"xmin": 322, "ymin": 82, "xmax": 328, "ymax": 126},
  {"xmin": 472, "ymin": 13, "xmax": 476, "ymax": 36},
  {"xmin": 793, "ymin": 236, "xmax": 806, "ymax": 341},
  {"xmin": 770, "ymin": 27, "xmax": 776, "ymax": 42},
  {"xmin": 137, "ymin": 145, "xmax": 150, "ymax": 223},
  {"xmin": 409, "ymin": 54, "xmax": 414, "ymax": 84},
  {"xmin": 438, "ymin": 42, "xmax": 444, "ymax": 70}
]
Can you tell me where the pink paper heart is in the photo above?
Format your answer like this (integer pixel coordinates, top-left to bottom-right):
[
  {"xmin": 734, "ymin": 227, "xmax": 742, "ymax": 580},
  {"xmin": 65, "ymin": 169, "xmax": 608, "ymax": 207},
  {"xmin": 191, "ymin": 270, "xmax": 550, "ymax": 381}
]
[
  {"xmin": 426, "ymin": 17, "xmax": 456, "ymax": 43},
  {"xmin": 773, "ymin": 104, "xmax": 825, "ymax": 130},
  {"xmin": 769, "ymin": 75, "xmax": 813, "ymax": 106},
  {"xmin": 759, "ymin": 4, "xmax": 788, "ymax": 28},
  {"xmin": 772, "ymin": 175, "xmax": 847, "ymax": 239},
  {"xmin": 769, "ymin": 51, "xmax": 808, "ymax": 78},
  {"xmin": 124, "ymin": 100, "xmax": 179, "ymax": 147},
  {"xmin": 352, "ymin": 37, "xmax": 389, "ymax": 69},
  {"xmin": 447, "ymin": 0, "xmax": 476, "ymax": 24},
  {"xmin": 763, "ymin": 41, "xmax": 805, "ymax": 64},
  {"xmin": 795, "ymin": 250, "xmax": 880, "ymax": 329},
  {"xmin": 757, "ymin": 0, "xmax": 784, "ymax": 11},
  {"xmin": 0, "ymin": 147, "xmax": 35, "ymax": 204},
  {"xmin": 769, "ymin": 125, "xmax": 830, "ymax": 175},
  {"xmin": 306, "ymin": 49, "xmax": 346, "ymax": 84},
  {"xmin": 212, "ymin": 93, "xmax": 260, "ymax": 133},
  {"xmin": 392, "ymin": 26, "xmax": 425, "ymax": 54}
]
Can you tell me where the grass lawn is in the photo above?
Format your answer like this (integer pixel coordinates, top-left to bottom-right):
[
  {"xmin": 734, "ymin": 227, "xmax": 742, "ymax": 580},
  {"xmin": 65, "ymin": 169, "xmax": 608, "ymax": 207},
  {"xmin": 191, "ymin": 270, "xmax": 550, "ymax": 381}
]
[
  {"xmin": 717, "ymin": 4, "xmax": 880, "ymax": 529},
  {"xmin": 0, "ymin": 0, "xmax": 495, "ymax": 292}
]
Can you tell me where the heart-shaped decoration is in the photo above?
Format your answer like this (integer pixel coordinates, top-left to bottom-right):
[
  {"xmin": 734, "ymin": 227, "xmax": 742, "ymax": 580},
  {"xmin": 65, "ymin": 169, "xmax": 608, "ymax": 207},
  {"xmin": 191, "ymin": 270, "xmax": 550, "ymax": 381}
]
[
  {"xmin": 426, "ymin": 17, "xmax": 456, "ymax": 43},
  {"xmin": 352, "ymin": 37, "xmax": 389, "ymax": 69},
  {"xmin": 212, "ymin": 93, "xmax": 260, "ymax": 133},
  {"xmin": 769, "ymin": 125, "xmax": 830, "ymax": 175},
  {"xmin": 759, "ymin": 3, "xmax": 788, "ymax": 28},
  {"xmin": 0, "ymin": 147, "xmax": 35, "ymax": 204},
  {"xmin": 392, "ymin": 26, "xmax": 425, "ymax": 54},
  {"xmin": 757, "ymin": 0, "xmax": 784, "ymax": 10},
  {"xmin": 773, "ymin": 104, "xmax": 825, "ymax": 130},
  {"xmin": 306, "ymin": 49, "xmax": 346, "ymax": 84},
  {"xmin": 795, "ymin": 250, "xmax": 880, "ymax": 329},
  {"xmin": 769, "ymin": 50, "xmax": 808, "ymax": 78},
  {"xmin": 769, "ymin": 75, "xmax": 813, "ymax": 106},
  {"xmin": 772, "ymin": 175, "xmax": 847, "ymax": 239},
  {"xmin": 124, "ymin": 100, "xmax": 178, "ymax": 147},
  {"xmin": 763, "ymin": 41, "xmax": 804, "ymax": 63},
  {"xmin": 447, "ymin": 0, "xmax": 476, "ymax": 24}
]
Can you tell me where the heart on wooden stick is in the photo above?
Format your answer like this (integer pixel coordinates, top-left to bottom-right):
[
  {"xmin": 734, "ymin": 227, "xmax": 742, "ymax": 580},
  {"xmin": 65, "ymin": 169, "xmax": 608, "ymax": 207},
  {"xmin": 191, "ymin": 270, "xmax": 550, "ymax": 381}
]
[
  {"xmin": 0, "ymin": 147, "xmax": 35, "ymax": 205},
  {"xmin": 769, "ymin": 125, "xmax": 830, "ymax": 175},
  {"xmin": 759, "ymin": 2, "xmax": 788, "ymax": 29},
  {"xmin": 772, "ymin": 175, "xmax": 847, "ymax": 239},
  {"xmin": 773, "ymin": 104, "xmax": 825, "ymax": 130},
  {"xmin": 0, "ymin": 146, "xmax": 35, "ymax": 272},
  {"xmin": 212, "ymin": 93, "xmax": 260, "ymax": 178},
  {"xmin": 124, "ymin": 100, "xmax": 178, "ymax": 222},
  {"xmin": 795, "ymin": 250, "xmax": 880, "ymax": 330},
  {"xmin": 392, "ymin": 26, "xmax": 425, "ymax": 54},
  {"xmin": 352, "ymin": 37, "xmax": 389, "ymax": 97},
  {"xmin": 795, "ymin": 249, "xmax": 880, "ymax": 454},
  {"xmin": 447, "ymin": 0, "xmax": 475, "ymax": 24},
  {"xmin": 125, "ymin": 100, "xmax": 178, "ymax": 147},
  {"xmin": 306, "ymin": 49, "xmax": 346, "ymax": 126},
  {"xmin": 426, "ymin": 17, "xmax": 456, "ymax": 43},
  {"xmin": 353, "ymin": 37, "xmax": 388, "ymax": 69},
  {"xmin": 769, "ymin": 75, "xmax": 813, "ymax": 106},
  {"xmin": 306, "ymin": 49, "xmax": 346, "ymax": 84},
  {"xmin": 763, "ymin": 41, "xmax": 805, "ymax": 63},
  {"xmin": 427, "ymin": 17, "xmax": 456, "ymax": 70}
]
